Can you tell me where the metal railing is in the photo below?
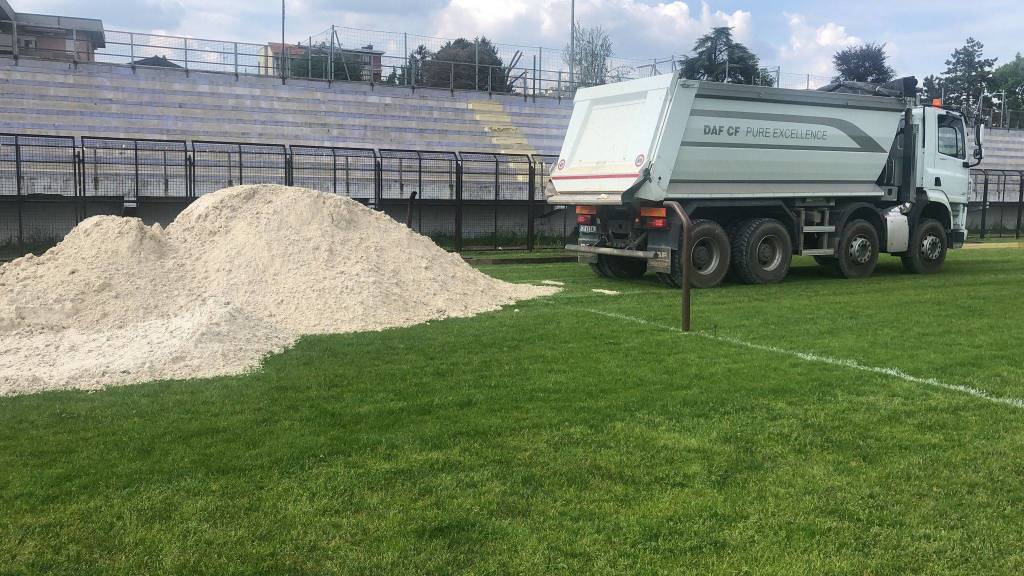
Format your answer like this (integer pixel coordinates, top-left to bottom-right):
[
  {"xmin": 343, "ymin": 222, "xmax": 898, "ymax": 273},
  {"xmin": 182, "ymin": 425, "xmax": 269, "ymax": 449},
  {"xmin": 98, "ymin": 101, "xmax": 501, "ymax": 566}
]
[
  {"xmin": 0, "ymin": 133, "xmax": 574, "ymax": 256},
  {"xmin": 970, "ymin": 169, "xmax": 1023, "ymax": 239},
  {"xmin": 2, "ymin": 20, "xmax": 794, "ymax": 100}
]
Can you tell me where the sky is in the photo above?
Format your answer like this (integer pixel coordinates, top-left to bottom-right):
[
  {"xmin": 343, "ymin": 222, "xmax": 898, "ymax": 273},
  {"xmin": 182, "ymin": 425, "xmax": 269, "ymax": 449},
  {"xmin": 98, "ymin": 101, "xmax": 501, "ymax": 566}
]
[{"xmin": 12, "ymin": 0, "xmax": 1023, "ymax": 81}]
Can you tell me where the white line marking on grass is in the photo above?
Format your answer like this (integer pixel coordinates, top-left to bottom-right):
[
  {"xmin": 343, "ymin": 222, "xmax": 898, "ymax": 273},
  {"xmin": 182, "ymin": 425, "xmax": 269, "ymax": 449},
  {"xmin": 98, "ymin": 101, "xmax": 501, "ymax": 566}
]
[
  {"xmin": 591, "ymin": 288, "xmax": 621, "ymax": 295},
  {"xmin": 585, "ymin": 308, "xmax": 1024, "ymax": 410}
]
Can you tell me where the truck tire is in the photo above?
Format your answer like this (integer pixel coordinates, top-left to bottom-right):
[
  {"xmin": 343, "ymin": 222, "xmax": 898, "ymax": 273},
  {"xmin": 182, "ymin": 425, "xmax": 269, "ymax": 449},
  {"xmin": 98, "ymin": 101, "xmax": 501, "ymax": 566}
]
[
  {"xmin": 901, "ymin": 218, "xmax": 947, "ymax": 274},
  {"xmin": 835, "ymin": 219, "xmax": 879, "ymax": 279},
  {"xmin": 731, "ymin": 218, "xmax": 792, "ymax": 284},
  {"xmin": 589, "ymin": 261, "xmax": 612, "ymax": 278},
  {"xmin": 656, "ymin": 219, "xmax": 731, "ymax": 288},
  {"xmin": 604, "ymin": 255, "xmax": 648, "ymax": 279}
]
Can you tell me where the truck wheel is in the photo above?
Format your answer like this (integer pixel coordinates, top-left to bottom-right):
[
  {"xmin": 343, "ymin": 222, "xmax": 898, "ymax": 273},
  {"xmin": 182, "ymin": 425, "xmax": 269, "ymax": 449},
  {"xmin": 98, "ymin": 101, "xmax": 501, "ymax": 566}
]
[
  {"xmin": 589, "ymin": 261, "xmax": 612, "ymax": 278},
  {"xmin": 835, "ymin": 219, "xmax": 879, "ymax": 279},
  {"xmin": 657, "ymin": 219, "xmax": 731, "ymax": 288},
  {"xmin": 731, "ymin": 218, "xmax": 792, "ymax": 284},
  {"xmin": 901, "ymin": 218, "xmax": 947, "ymax": 274},
  {"xmin": 604, "ymin": 255, "xmax": 648, "ymax": 279}
]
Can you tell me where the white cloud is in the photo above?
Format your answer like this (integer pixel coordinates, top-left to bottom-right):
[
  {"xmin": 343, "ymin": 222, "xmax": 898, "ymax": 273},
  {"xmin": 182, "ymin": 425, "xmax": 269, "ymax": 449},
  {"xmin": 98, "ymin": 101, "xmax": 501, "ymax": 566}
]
[
  {"xmin": 429, "ymin": 0, "xmax": 753, "ymax": 64},
  {"xmin": 776, "ymin": 12, "xmax": 860, "ymax": 83}
]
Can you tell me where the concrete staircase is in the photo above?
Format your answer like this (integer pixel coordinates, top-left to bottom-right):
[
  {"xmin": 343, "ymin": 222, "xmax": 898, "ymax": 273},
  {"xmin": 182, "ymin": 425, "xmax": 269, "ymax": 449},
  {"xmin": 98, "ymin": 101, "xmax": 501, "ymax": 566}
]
[{"xmin": 0, "ymin": 57, "xmax": 573, "ymax": 155}]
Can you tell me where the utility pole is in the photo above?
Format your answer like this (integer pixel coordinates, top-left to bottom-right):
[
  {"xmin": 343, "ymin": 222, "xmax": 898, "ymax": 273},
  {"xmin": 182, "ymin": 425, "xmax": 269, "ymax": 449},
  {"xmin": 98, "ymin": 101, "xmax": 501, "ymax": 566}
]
[{"xmin": 569, "ymin": 0, "xmax": 575, "ymax": 88}]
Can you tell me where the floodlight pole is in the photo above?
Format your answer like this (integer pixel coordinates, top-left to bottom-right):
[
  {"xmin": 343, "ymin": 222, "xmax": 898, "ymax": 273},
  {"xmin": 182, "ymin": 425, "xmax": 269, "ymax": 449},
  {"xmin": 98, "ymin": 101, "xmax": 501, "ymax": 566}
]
[
  {"xmin": 281, "ymin": 0, "xmax": 286, "ymax": 79},
  {"xmin": 569, "ymin": 0, "xmax": 575, "ymax": 88}
]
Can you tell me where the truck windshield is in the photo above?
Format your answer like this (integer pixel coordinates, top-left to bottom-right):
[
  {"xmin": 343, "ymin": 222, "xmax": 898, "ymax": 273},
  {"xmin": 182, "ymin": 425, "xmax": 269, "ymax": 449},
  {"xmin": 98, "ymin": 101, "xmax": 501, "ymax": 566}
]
[{"xmin": 937, "ymin": 114, "xmax": 966, "ymax": 159}]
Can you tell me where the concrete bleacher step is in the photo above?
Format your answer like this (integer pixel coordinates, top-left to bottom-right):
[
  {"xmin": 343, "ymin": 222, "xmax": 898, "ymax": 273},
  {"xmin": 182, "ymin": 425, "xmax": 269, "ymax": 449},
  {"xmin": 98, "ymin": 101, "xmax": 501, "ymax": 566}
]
[{"xmin": 0, "ymin": 57, "xmax": 574, "ymax": 155}]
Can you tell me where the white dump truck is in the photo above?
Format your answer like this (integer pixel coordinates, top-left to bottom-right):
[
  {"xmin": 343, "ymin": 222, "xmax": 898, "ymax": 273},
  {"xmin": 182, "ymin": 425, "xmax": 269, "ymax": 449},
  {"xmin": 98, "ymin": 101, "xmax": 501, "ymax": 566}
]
[{"xmin": 546, "ymin": 73, "xmax": 983, "ymax": 286}]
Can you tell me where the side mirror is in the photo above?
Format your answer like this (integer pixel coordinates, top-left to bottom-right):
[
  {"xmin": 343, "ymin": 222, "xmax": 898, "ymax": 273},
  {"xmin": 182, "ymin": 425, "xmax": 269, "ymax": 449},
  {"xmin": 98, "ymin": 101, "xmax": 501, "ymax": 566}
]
[
  {"xmin": 976, "ymin": 122, "xmax": 984, "ymax": 147},
  {"xmin": 974, "ymin": 148, "xmax": 983, "ymax": 160}
]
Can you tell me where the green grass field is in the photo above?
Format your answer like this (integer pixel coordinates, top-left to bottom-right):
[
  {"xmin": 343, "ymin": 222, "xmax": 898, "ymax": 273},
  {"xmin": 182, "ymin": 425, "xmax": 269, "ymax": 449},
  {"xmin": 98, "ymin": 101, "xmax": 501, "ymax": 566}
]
[{"xmin": 3, "ymin": 248, "xmax": 1024, "ymax": 575}]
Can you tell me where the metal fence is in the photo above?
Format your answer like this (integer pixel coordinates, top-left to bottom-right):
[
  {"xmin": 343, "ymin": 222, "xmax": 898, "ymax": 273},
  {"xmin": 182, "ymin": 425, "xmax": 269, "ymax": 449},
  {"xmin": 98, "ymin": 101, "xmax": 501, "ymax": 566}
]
[
  {"xmin": 0, "ymin": 133, "xmax": 576, "ymax": 257},
  {"xmin": 970, "ymin": 169, "xmax": 1023, "ymax": 239}
]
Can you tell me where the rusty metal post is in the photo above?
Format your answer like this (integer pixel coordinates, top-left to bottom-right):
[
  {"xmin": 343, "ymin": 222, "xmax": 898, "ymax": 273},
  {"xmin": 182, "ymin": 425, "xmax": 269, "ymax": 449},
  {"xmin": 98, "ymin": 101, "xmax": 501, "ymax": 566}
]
[{"xmin": 663, "ymin": 201, "xmax": 692, "ymax": 332}]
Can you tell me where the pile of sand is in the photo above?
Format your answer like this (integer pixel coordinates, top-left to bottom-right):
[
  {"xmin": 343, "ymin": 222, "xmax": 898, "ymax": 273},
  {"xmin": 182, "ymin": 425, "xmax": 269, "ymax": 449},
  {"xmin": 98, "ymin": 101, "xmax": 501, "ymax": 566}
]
[{"xmin": 0, "ymin": 185, "xmax": 557, "ymax": 395}]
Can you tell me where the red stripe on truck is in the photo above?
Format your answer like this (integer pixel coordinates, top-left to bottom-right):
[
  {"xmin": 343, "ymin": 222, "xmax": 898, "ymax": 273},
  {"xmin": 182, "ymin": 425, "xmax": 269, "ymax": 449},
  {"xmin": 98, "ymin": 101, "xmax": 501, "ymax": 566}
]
[{"xmin": 550, "ymin": 173, "xmax": 640, "ymax": 180}]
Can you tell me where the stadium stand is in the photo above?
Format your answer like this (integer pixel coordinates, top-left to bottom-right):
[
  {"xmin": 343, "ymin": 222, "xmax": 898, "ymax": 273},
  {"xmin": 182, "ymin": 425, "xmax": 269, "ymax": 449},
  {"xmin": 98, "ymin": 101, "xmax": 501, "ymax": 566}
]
[{"xmin": 0, "ymin": 57, "xmax": 573, "ymax": 155}]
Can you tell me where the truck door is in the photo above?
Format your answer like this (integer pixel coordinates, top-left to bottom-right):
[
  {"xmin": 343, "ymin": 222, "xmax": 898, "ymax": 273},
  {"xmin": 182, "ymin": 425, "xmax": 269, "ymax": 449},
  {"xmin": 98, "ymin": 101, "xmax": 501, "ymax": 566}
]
[{"xmin": 927, "ymin": 112, "xmax": 970, "ymax": 205}]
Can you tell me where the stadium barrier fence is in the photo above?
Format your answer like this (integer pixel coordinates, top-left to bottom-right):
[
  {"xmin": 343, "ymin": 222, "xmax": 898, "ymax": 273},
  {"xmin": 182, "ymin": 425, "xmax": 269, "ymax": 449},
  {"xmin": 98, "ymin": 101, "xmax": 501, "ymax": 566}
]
[{"xmin": 0, "ymin": 133, "xmax": 576, "ymax": 257}]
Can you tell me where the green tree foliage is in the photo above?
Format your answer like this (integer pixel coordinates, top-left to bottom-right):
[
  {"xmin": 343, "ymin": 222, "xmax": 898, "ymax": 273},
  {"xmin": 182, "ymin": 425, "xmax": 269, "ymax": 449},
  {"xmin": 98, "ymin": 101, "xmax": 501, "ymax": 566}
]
[
  {"xmin": 941, "ymin": 37, "xmax": 996, "ymax": 115},
  {"xmin": 289, "ymin": 43, "xmax": 365, "ymax": 81},
  {"xmin": 562, "ymin": 23, "xmax": 614, "ymax": 87},
  {"xmin": 832, "ymin": 42, "xmax": 895, "ymax": 83},
  {"xmin": 921, "ymin": 74, "xmax": 944, "ymax": 100},
  {"xmin": 992, "ymin": 53, "xmax": 1024, "ymax": 110},
  {"xmin": 679, "ymin": 27, "xmax": 767, "ymax": 85},
  {"xmin": 386, "ymin": 38, "xmax": 510, "ymax": 91}
]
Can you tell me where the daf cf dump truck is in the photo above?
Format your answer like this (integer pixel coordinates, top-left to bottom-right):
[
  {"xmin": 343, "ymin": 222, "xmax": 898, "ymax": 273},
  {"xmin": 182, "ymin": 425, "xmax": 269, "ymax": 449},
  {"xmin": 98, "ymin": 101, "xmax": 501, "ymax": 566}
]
[{"xmin": 546, "ymin": 73, "xmax": 983, "ymax": 287}]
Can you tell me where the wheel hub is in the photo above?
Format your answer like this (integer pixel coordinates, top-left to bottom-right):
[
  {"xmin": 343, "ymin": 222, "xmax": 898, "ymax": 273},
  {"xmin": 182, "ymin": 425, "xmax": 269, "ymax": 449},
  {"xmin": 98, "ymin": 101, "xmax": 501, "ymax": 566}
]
[
  {"xmin": 690, "ymin": 238, "xmax": 719, "ymax": 275},
  {"xmin": 755, "ymin": 236, "xmax": 782, "ymax": 271},
  {"xmin": 848, "ymin": 236, "xmax": 873, "ymax": 265},
  {"xmin": 921, "ymin": 234, "xmax": 942, "ymax": 260}
]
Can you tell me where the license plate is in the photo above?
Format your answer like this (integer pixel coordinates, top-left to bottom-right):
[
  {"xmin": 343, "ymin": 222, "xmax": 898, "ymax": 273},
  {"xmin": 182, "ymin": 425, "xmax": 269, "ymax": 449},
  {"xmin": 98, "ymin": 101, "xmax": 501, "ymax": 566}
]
[{"xmin": 579, "ymin": 225, "xmax": 597, "ymax": 234}]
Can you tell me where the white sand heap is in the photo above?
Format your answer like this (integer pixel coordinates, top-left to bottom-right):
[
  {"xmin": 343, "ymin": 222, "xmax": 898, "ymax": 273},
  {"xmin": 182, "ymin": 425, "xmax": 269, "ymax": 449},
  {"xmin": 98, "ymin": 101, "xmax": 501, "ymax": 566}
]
[{"xmin": 0, "ymin": 185, "xmax": 558, "ymax": 395}]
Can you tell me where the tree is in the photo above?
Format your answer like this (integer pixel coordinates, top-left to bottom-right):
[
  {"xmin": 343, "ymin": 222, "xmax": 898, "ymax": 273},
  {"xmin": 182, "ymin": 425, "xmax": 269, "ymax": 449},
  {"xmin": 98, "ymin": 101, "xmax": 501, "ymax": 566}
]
[
  {"xmin": 563, "ymin": 23, "xmax": 614, "ymax": 87},
  {"xmin": 921, "ymin": 74, "xmax": 944, "ymax": 100},
  {"xmin": 289, "ymin": 43, "xmax": 365, "ymax": 81},
  {"xmin": 387, "ymin": 38, "xmax": 511, "ymax": 91},
  {"xmin": 941, "ymin": 37, "xmax": 996, "ymax": 116},
  {"xmin": 678, "ymin": 27, "xmax": 765, "ymax": 85},
  {"xmin": 992, "ymin": 53, "xmax": 1024, "ymax": 110},
  {"xmin": 832, "ymin": 42, "xmax": 895, "ymax": 84}
]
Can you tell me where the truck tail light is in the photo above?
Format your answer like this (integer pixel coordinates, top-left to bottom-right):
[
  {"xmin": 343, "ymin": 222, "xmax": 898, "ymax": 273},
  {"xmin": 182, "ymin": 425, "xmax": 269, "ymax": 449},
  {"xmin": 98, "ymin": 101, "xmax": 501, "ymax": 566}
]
[
  {"xmin": 638, "ymin": 207, "xmax": 667, "ymax": 229},
  {"xmin": 577, "ymin": 214, "xmax": 594, "ymax": 225},
  {"xmin": 576, "ymin": 205, "xmax": 597, "ymax": 215}
]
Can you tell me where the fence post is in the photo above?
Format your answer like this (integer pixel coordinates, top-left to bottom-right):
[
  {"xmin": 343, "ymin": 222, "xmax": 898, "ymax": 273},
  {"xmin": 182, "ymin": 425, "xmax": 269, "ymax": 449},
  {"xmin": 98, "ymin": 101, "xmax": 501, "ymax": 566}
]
[
  {"xmin": 487, "ymin": 66, "xmax": 492, "ymax": 96},
  {"xmin": 474, "ymin": 42, "xmax": 479, "ymax": 91},
  {"xmin": 374, "ymin": 153, "xmax": 382, "ymax": 208},
  {"xmin": 183, "ymin": 37, "xmax": 189, "ymax": 74},
  {"xmin": 1015, "ymin": 171, "xmax": 1023, "ymax": 239},
  {"xmin": 187, "ymin": 154, "xmax": 194, "ymax": 198},
  {"xmin": 237, "ymin": 144, "xmax": 244, "ymax": 185},
  {"xmin": 332, "ymin": 149, "xmax": 338, "ymax": 195},
  {"xmin": 307, "ymin": 36, "xmax": 312, "ymax": 79},
  {"xmin": 288, "ymin": 148, "xmax": 294, "ymax": 186},
  {"xmin": 133, "ymin": 140, "xmax": 140, "ymax": 201},
  {"xmin": 455, "ymin": 156, "xmax": 463, "ymax": 252},
  {"xmin": 980, "ymin": 170, "xmax": 989, "ymax": 239},
  {"xmin": 11, "ymin": 20, "xmax": 18, "ymax": 62},
  {"xmin": 233, "ymin": 43, "xmax": 238, "ymax": 78},
  {"xmin": 493, "ymin": 156, "xmax": 500, "ymax": 249},
  {"xmin": 129, "ymin": 32, "xmax": 135, "ymax": 70},
  {"xmin": 14, "ymin": 137, "xmax": 23, "ymax": 249},
  {"xmin": 523, "ymin": 71, "xmax": 528, "ymax": 102},
  {"xmin": 557, "ymin": 70, "xmax": 561, "ymax": 103},
  {"xmin": 329, "ymin": 25, "xmax": 335, "ymax": 83},
  {"xmin": 527, "ymin": 157, "xmax": 535, "ymax": 251},
  {"xmin": 532, "ymin": 55, "xmax": 537, "ymax": 102},
  {"xmin": 450, "ymin": 61, "xmax": 454, "ymax": 95}
]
